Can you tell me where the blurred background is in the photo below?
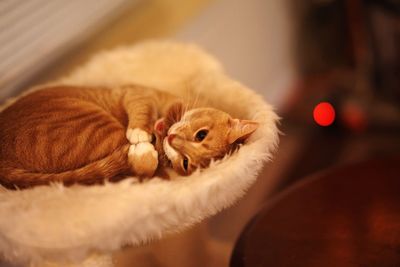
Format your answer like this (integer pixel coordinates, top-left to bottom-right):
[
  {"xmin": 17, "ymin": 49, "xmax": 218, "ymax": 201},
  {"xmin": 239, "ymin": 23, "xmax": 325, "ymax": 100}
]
[{"xmin": 0, "ymin": 0, "xmax": 399, "ymax": 266}]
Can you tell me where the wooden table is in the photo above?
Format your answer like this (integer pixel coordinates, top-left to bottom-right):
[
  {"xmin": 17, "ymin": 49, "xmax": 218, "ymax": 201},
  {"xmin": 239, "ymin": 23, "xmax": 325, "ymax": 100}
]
[{"xmin": 230, "ymin": 156, "xmax": 400, "ymax": 267}]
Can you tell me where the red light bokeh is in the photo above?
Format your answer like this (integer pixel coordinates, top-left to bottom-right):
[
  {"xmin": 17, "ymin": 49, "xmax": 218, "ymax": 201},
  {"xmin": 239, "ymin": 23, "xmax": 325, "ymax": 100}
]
[{"xmin": 313, "ymin": 102, "xmax": 335, "ymax": 126}]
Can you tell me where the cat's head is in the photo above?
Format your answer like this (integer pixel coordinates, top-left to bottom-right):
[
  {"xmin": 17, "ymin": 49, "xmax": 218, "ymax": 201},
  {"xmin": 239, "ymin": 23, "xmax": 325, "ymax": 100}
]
[{"xmin": 154, "ymin": 103, "xmax": 259, "ymax": 175}]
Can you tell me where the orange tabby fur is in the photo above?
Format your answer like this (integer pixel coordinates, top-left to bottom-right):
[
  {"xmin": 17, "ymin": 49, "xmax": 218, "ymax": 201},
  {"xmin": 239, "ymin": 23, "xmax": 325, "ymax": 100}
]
[{"xmin": 0, "ymin": 85, "xmax": 258, "ymax": 189}]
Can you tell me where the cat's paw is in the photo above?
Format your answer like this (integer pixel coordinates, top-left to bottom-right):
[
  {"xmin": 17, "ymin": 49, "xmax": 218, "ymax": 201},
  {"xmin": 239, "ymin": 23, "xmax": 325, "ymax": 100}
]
[
  {"xmin": 128, "ymin": 142, "xmax": 158, "ymax": 177},
  {"xmin": 126, "ymin": 128, "xmax": 152, "ymax": 144}
]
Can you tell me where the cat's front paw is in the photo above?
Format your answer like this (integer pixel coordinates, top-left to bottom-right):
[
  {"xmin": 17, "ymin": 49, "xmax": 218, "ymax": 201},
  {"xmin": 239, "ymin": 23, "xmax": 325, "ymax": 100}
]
[
  {"xmin": 128, "ymin": 142, "xmax": 158, "ymax": 177},
  {"xmin": 126, "ymin": 128, "xmax": 152, "ymax": 144}
]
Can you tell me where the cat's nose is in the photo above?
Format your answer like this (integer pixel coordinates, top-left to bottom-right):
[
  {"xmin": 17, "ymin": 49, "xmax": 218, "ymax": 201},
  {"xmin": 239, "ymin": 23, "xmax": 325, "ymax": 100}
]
[{"xmin": 167, "ymin": 134, "xmax": 176, "ymax": 144}]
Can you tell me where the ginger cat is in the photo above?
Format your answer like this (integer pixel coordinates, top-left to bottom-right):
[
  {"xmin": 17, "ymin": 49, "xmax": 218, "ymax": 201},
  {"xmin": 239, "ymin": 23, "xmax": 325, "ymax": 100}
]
[{"xmin": 0, "ymin": 85, "xmax": 258, "ymax": 189}]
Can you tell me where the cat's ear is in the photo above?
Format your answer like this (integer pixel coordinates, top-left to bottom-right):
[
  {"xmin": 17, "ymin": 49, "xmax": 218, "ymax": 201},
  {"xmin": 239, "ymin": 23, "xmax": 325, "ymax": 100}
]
[
  {"xmin": 154, "ymin": 118, "xmax": 166, "ymax": 135},
  {"xmin": 228, "ymin": 119, "xmax": 259, "ymax": 144}
]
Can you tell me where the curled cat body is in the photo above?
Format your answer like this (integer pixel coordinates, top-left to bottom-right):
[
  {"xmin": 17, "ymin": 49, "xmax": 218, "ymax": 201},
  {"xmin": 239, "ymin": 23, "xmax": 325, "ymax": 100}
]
[{"xmin": 0, "ymin": 85, "xmax": 258, "ymax": 189}]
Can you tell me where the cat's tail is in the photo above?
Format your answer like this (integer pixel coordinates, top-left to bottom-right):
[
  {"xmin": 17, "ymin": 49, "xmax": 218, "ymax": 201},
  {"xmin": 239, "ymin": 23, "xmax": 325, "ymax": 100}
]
[{"xmin": 0, "ymin": 145, "xmax": 130, "ymax": 190}]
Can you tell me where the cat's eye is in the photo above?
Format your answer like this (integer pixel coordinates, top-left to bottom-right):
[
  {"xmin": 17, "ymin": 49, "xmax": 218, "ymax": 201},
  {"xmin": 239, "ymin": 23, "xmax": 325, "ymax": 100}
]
[
  {"xmin": 182, "ymin": 156, "xmax": 189, "ymax": 171},
  {"xmin": 195, "ymin": 129, "xmax": 208, "ymax": 142}
]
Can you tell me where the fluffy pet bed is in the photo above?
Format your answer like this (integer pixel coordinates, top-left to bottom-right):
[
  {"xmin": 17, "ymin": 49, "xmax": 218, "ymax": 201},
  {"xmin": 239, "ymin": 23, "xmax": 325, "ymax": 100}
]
[{"xmin": 0, "ymin": 41, "xmax": 279, "ymax": 267}]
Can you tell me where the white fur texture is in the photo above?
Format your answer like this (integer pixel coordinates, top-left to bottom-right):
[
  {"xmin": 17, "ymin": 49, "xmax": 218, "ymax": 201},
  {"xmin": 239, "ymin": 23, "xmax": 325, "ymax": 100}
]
[
  {"xmin": 126, "ymin": 128, "xmax": 152, "ymax": 144},
  {"xmin": 128, "ymin": 143, "xmax": 157, "ymax": 157},
  {"xmin": 0, "ymin": 41, "xmax": 279, "ymax": 266}
]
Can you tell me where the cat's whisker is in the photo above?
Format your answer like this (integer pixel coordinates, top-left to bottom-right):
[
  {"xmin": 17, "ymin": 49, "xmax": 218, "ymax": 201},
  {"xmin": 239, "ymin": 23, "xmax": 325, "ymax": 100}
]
[
  {"xmin": 192, "ymin": 90, "xmax": 201, "ymax": 109},
  {"xmin": 184, "ymin": 103, "xmax": 190, "ymax": 117}
]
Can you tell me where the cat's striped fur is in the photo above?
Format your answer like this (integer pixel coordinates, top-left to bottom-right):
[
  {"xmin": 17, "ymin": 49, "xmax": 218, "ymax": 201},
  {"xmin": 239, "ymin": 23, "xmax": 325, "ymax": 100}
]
[{"xmin": 0, "ymin": 85, "xmax": 258, "ymax": 189}]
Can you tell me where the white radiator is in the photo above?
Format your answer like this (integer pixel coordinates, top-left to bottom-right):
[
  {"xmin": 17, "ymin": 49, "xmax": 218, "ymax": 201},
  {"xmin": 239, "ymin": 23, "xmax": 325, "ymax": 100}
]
[{"xmin": 0, "ymin": 0, "xmax": 135, "ymax": 101}]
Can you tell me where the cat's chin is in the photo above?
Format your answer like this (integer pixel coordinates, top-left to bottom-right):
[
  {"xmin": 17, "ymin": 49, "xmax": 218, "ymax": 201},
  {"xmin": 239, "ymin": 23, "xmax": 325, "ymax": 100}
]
[
  {"xmin": 163, "ymin": 138, "xmax": 179, "ymax": 162},
  {"xmin": 163, "ymin": 138, "xmax": 189, "ymax": 175}
]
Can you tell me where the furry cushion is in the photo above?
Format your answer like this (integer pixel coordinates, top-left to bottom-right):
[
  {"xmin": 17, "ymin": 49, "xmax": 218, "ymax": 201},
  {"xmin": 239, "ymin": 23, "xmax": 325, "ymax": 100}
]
[{"xmin": 0, "ymin": 41, "xmax": 279, "ymax": 266}]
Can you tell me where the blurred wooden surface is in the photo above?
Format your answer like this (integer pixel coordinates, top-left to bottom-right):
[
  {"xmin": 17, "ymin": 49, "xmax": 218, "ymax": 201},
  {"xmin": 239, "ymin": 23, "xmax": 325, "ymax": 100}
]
[{"xmin": 231, "ymin": 156, "xmax": 400, "ymax": 267}]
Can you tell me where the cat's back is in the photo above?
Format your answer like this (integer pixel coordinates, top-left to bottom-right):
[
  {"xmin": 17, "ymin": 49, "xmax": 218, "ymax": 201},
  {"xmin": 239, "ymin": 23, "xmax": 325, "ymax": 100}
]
[{"xmin": 0, "ymin": 86, "xmax": 127, "ymax": 173}]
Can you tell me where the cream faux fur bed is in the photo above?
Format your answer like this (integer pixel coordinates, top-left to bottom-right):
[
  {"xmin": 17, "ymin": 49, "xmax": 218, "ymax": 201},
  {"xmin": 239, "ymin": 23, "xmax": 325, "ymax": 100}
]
[{"xmin": 0, "ymin": 41, "xmax": 279, "ymax": 267}]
